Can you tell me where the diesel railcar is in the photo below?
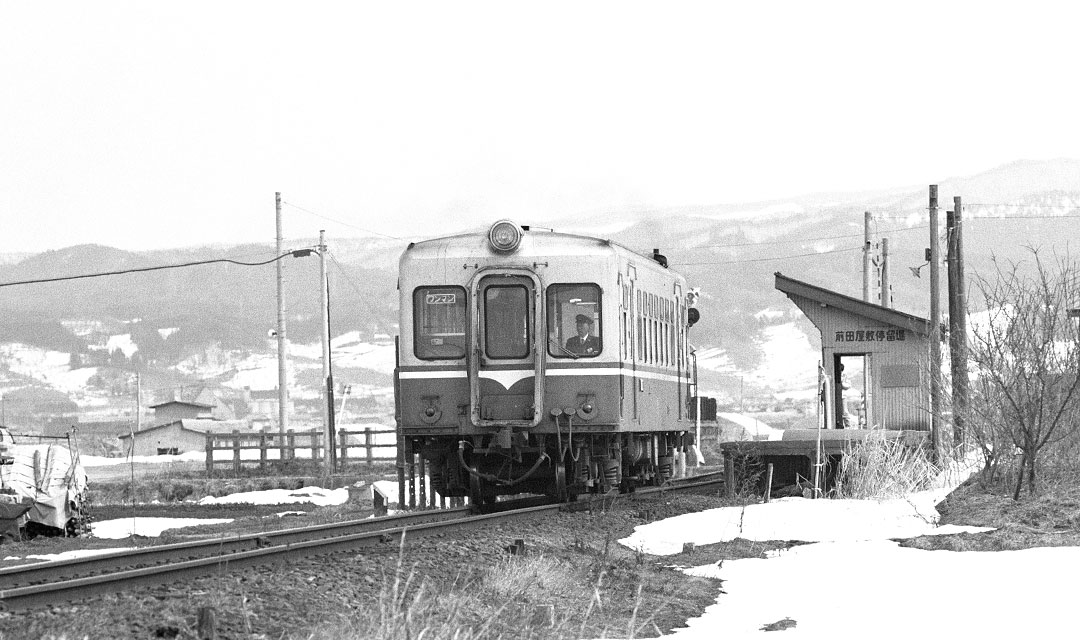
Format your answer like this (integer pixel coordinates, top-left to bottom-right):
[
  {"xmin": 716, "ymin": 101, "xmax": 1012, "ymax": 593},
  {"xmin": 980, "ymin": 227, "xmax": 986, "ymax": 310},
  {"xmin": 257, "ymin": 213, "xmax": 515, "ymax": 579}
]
[{"xmin": 395, "ymin": 220, "xmax": 701, "ymax": 505}]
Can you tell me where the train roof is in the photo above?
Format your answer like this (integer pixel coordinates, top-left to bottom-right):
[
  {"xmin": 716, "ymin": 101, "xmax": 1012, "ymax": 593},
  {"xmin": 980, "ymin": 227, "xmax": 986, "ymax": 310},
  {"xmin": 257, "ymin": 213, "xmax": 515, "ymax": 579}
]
[{"xmin": 401, "ymin": 223, "xmax": 669, "ymax": 269}]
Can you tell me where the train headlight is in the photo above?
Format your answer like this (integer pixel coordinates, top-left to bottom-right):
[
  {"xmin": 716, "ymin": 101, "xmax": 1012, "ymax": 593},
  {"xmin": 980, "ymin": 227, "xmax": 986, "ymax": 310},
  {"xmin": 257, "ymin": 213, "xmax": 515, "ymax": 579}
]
[{"xmin": 488, "ymin": 220, "xmax": 524, "ymax": 253}]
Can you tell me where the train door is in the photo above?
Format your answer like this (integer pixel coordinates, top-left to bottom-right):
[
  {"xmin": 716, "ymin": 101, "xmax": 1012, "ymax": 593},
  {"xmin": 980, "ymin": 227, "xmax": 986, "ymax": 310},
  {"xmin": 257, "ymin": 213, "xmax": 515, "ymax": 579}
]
[{"xmin": 469, "ymin": 271, "xmax": 544, "ymax": 428}]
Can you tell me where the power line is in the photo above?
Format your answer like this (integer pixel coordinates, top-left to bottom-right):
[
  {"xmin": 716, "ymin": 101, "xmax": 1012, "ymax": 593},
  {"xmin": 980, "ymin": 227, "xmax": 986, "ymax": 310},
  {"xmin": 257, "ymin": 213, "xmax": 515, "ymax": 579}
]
[
  {"xmin": 283, "ymin": 201, "xmax": 404, "ymax": 241},
  {"xmin": 327, "ymin": 252, "xmax": 367, "ymax": 299},
  {"xmin": 672, "ymin": 246, "xmax": 863, "ymax": 266},
  {"xmin": 691, "ymin": 225, "xmax": 924, "ymax": 250},
  {"xmin": 0, "ymin": 250, "xmax": 317, "ymax": 289}
]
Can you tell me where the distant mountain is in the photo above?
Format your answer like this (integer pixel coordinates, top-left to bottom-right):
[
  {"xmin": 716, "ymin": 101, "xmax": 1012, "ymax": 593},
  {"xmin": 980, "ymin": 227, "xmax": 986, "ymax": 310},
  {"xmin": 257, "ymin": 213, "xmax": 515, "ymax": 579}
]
[{"xmin": 0, "ymin": 158, "xmax": 1076, "ymax": 408}]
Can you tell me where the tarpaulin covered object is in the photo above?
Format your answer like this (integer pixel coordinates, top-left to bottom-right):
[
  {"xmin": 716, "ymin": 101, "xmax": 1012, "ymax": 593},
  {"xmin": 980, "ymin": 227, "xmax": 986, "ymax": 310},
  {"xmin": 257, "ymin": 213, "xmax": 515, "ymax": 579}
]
[{"xmin": 0, "ymin": 443, "xmax": 88, "ymax": 533}]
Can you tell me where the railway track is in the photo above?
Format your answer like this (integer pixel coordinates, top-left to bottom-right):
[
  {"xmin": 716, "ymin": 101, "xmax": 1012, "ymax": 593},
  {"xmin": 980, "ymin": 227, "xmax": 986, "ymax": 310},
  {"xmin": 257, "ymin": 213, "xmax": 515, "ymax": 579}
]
[{"xmin": 0, "ymin": 472, "xmax": 722, "ymax": 610}]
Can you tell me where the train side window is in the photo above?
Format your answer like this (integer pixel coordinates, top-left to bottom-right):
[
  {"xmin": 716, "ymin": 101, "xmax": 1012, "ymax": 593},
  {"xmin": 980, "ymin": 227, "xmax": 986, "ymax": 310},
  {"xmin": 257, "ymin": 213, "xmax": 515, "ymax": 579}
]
[
  {"xmin": 413, "ymin": 286, "xmax": 467, "ymax": 360},
  {"xmin": 546, "ymin": 284, "xmax": 601, "ymax": 358}
]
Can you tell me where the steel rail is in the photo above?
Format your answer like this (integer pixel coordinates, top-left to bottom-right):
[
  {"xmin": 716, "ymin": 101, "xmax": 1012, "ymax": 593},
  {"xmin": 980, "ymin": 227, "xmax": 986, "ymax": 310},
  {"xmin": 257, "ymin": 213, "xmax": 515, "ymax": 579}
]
[
  {"xmin": 0, "ymin": 506, "xmax": 470, "ymax": 588},
  {"xmin": 0, "ymin": 473, "xmax": 722, "ymax": 610}
]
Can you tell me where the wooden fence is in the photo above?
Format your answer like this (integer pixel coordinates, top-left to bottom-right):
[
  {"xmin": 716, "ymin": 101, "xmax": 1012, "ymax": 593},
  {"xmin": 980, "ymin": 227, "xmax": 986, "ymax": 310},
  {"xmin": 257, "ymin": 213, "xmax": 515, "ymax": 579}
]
[{"xmin": 204, "ymin": 427, "xmax": 397, "ymax": 473}]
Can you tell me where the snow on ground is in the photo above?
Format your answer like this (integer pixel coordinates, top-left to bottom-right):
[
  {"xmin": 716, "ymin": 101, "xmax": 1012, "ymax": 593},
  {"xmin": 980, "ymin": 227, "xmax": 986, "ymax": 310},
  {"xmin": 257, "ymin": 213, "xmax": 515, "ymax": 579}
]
[
  {"xmin": 91, "ymin": 517, "xmax": 235, "ymax": 539},
  {"xmin": 612, "ymin": 458, "xmax": 1080, "ymax": 639},
  {"xmin": 619, "ymin": 490, "xmax": 992, "ymax": 556},
  {"xmin": 716, "ymin": 413, "xmax": 783, "ymax": 441},
  {"xmin": 197, "ymin": 486, "xmax": 349, "ymax": 507},
  {"xmin": 80, "ymin": 451, "xmax": 206, "ymax": 467},
  {"xmin": 675, "ymin": 543, "xmax": 1080, "ymax": 638},
  {"xmin": 4, "ymin": 547, "xmax": 137, "ymax": 562}
]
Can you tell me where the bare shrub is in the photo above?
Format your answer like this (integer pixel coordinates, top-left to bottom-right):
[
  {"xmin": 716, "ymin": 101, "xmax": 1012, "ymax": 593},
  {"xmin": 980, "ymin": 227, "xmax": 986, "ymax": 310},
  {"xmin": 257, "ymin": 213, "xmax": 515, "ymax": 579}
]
[{"xmin": 967, "ymin": 248, "xmax": 1080, "ymax": 498}]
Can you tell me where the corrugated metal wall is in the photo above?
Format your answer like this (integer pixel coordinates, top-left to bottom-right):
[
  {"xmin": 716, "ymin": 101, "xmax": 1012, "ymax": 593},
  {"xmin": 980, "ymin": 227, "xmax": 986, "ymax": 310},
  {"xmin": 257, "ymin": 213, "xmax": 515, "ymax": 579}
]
[{"xmin": 790, "ymin": 294, "xmax": 930, "ymax": 431}]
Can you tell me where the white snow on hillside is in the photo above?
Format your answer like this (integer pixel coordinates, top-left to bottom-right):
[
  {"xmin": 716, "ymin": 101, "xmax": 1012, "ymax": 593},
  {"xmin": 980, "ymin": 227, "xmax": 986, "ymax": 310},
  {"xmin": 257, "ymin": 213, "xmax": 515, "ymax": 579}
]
[
  {"xmin": 696, "ymin": 322, "xmax": 819, "ymax": 399},
  {"xmin": 329, "ymin": 332, "xmax": 396, "ymax": 375},
  {"xmin": 0, "ymin": 343, "xmax": 98, "ymax": 394},
  {"xmin": 105, "ymin": 333, "xmax": 137, "ymax": 357},
  {"xmin": 218, "ymin": 352, "xmax": 292, "ymax": 391}
]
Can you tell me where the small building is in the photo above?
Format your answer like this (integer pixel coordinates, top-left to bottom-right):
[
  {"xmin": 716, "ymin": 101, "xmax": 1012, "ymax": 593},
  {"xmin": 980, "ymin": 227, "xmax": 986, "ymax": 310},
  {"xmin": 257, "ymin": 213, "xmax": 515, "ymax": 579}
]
[
  {"xmin": 719, "ymin": 273, "xmax": 935, "ymax": 496},
  {"xmin": 247, "ymin": 389, "xmax": 283, "ymax": 418},
  {"xmin": 119, "ymin": 419, "xmax": 248, "ymax": 456},
  {"xmin": 149, "ymin": 399, "xmax": 215, "ymax": 425},
  {"xmin": 149, "ymin": 386, "xmax": 237, "ymax": 425},
  {"xmin": 774, "ymin": 272, "xmax": 932, "ymax": 431}
]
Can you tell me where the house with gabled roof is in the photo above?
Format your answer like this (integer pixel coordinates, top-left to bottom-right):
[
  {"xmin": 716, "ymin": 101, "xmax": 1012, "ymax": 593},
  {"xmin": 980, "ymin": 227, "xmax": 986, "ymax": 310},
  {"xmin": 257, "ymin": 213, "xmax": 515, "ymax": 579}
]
[
  {"xmin": 119, "ymin": 419, "xmax": 249, "ymax": 456},
  {"xmin": 149, "ymin": 386, "xmax": 237, "ymax": 425}
]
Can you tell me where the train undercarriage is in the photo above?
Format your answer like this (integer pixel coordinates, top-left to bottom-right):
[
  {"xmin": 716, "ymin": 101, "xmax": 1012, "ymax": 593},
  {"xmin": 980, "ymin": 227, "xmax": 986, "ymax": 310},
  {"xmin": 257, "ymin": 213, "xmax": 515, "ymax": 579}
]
[{"xmin": 405, "ymin": 429, "xmax": 692, "ymax": 506}]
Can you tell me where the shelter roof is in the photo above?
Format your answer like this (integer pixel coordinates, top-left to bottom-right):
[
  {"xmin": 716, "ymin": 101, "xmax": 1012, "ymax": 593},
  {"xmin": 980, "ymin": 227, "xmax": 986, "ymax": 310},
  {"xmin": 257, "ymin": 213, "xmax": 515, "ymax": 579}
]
[{"xmin": 774, "ymin": 272, "xmax": 931, "ymax": 337}]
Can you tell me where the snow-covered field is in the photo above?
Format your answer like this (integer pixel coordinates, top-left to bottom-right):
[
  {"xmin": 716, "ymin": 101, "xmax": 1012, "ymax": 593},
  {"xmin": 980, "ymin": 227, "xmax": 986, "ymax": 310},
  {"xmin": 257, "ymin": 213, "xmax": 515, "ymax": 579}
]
[
  {"xmin": 696, "ymin": 321, "xmax": 820, "ymax": 399},
  {"xmin": 0, "ymin": 336, "xmax": 396, "ymax": 410}
]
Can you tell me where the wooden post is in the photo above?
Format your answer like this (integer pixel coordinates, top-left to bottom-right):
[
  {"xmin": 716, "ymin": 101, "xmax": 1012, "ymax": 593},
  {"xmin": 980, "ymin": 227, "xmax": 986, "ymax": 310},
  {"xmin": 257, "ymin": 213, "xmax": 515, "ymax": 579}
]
[
  {"xmin": 259, "ymin": 432, "xmax": 267, "ymax": 470},
  {"xmin": 948, "ymin": 196, "xmax": 969, "ymax": 448},
  {"xmin": 881, "ymin": 238, "xmax": 891, "ymax": 308},
  {"xmin": 863, "ymin": 211, "xmax": 872, "ymax": 302},
  {"xmin": 365, "ymin": 427, "xmax": 374, "ymax": 465},
  {"xmin": 197, "ymin": 606, "xmax": 217, "ymax": 640},
  {"xmin": 287, "ymin": 429, "xmax": 295, "ymax": 461},
  {"xmin": 232, "ymin": 430, "xmax": 241, "ymax": 474},
  {"xmin": 764, "ymin": 463, "xmax": 774, "ymax": 503},
  {"xmin": 928, "ymin": 185, "xmax": 943, "ymax": 461},
  {"xmin": 338, "ymin": 428, "xmax": 348, "ymax": 466},
  {"xmin": 205, "ymin": 434, "xmax": 213, "ymax": 473},
  {"xmin": 723, "ymin": 449, "xmax": 735, "ymax": 499}
]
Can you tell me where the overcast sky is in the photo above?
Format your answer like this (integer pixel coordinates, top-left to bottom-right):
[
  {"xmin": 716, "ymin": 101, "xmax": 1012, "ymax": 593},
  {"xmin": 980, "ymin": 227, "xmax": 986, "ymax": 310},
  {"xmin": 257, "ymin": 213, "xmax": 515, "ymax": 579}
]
[{"xmin": 2, "ymin": 2, "xmax": 1078, "ymax": 255}]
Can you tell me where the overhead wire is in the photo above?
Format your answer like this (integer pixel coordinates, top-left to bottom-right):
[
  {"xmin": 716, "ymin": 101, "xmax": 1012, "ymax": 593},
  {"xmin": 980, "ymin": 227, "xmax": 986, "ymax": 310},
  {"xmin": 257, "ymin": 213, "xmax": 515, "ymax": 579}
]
[
  {"xmin": 283, "ymin": 201, "xmax": 404, "ymax": 241},
  {"xmin": 0, "ymin": 250, "xmax": 317, "ymax": 289},
  {"xmin": 672, "ymin": 245, "xmax": 863, "ymax": 266}
]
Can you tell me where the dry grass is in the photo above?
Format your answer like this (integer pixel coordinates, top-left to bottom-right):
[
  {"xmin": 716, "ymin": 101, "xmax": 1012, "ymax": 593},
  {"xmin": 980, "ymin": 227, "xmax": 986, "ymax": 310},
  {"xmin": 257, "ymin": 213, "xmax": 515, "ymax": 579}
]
[
  {"xmin": 834, "ymin": 432, "xmax": 939, "ymax": 499},
  {"xmin": 303, "ymin": 545, "xmax": 663, "ymax": 640}
]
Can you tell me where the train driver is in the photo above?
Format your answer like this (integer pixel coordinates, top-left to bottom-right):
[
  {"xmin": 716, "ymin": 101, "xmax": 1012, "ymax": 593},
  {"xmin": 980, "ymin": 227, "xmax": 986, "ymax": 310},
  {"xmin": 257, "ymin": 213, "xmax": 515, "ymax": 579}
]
[{"xmin": 565, "ymin": 314, "xmax": 600, "ymax": 355}]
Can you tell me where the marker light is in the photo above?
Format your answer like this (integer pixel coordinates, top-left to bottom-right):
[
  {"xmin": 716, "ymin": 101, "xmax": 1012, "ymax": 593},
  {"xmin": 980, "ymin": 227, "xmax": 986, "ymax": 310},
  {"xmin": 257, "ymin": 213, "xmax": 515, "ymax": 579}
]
[{"xmin": 488, "ymin": 220, "xmax": 524, "ymax": 253}]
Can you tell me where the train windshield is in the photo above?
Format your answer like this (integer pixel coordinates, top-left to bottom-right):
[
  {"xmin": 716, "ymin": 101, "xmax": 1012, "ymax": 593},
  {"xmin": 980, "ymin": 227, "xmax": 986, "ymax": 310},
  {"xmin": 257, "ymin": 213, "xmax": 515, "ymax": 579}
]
[
  {"xmin": 414, "ymin": 286, "xmax": 467, "ymax": 359},
  {"xmin": 547, "ymin": 284, "xmax": 602, "ymax": 358},
  {"xmin": 484, "ymin": 285, "xmax": 531, "ymax": 359}
]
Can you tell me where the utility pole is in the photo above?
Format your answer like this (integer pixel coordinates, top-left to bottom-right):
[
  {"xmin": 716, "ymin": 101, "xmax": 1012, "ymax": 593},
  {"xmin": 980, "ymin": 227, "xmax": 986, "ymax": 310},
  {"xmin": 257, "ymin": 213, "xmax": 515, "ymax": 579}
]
[
  {"xmin": 928, "ymin": 185, "xmax": 942, "ymax": 459},
  {"xmin": 863, "ymin": 211, "xmax": 872, "ymax": 302},
  {"xmin": 880, "ymin": 238, "xmax": 891, "ymax": 308},
  {"xmin": 319, "ymin": 230, "xmax": 335, "ymax": 477},
  {"xmin": 275, "ymin": 193, "xmax": 289, "ymax": 457},
  {"xmin": 947, "ymin": 196, "xmax": 969, "ymax": 447},
  {"xmin": 135, "ymin": 372, "xmax": 141, "ymax": 432}
]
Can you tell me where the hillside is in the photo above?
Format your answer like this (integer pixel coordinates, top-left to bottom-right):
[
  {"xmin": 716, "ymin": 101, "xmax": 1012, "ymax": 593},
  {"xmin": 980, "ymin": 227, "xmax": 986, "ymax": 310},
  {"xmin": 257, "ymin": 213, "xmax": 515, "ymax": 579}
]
[{"xmin": 0, "ymin": 159, "xmax": 1076, "ymax": 429}]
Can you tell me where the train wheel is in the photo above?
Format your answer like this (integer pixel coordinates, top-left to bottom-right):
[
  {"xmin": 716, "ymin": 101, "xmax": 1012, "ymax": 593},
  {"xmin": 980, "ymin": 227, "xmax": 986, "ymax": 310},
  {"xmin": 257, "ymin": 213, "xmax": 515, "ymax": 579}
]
[
  {"xmin": 554, "ymin": 458, "xmax": 568, "ymax": 502},
  {"xmin": 469, "ymin": 474, "xmax": 496, "ymax": 505}
]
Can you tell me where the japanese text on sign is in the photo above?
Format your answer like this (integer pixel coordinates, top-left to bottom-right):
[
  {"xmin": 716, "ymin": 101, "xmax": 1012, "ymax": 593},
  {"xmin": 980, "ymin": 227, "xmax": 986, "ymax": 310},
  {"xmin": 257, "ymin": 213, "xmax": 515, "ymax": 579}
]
[{"xmin": 834, "ymin": 329, "xmax": 906, "ymax": 343}]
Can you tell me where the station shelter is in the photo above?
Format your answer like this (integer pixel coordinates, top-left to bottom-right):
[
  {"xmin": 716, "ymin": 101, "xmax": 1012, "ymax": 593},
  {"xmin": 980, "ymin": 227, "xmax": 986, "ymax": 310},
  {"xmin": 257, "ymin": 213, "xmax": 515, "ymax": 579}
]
[
  {"xmin": 775, "ymin": 272, "xmax": 932, "ymax": 432},
  {"xmin": 720, "ymin": 273, "xmax": 935, "ymax": 497}
]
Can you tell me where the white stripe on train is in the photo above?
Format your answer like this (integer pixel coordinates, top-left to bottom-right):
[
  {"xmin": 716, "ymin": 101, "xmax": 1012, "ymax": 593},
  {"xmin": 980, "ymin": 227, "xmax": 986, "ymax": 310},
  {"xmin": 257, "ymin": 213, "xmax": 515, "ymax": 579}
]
[{"xmin": 398, "ymin": 368, "xmax": 687, "ymax": 386}]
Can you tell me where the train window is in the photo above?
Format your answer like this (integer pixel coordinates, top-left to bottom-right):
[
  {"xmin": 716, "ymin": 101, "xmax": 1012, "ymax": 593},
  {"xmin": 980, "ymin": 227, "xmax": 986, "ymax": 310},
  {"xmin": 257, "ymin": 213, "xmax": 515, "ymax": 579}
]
[
  {"xmin": 413, "ymin": 286, "xmax": 467, "ymax": 360},
  {"xmin": 546, "ymin": 284, "xmax": 601, "ymax": 358},
  {"xmin": 484, "ymin": 285, "xmax": 531, "ymax": 359}
]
